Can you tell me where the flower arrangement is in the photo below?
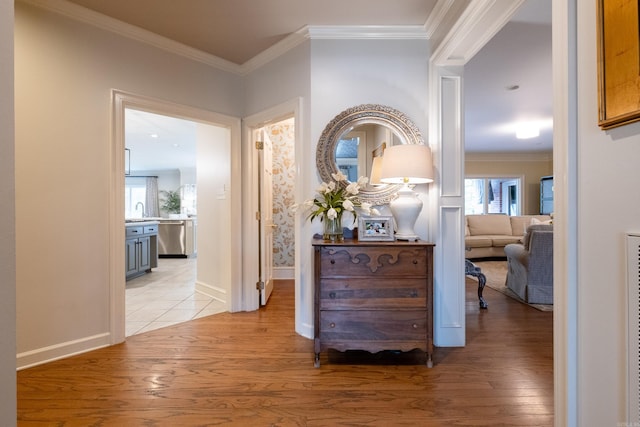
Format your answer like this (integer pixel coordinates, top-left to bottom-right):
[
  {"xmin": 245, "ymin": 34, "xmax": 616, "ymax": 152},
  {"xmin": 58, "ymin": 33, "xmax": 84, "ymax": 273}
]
[{"xmin": 296, "ymin": 172, "xmax": 379, "ymax": 234}]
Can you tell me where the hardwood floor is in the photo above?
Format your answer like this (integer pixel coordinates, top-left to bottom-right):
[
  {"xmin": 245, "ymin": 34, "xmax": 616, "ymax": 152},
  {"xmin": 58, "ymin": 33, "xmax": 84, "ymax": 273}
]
[{"xmin": 17, "ymin": 277, "xmax": 553, "ymax": 426}]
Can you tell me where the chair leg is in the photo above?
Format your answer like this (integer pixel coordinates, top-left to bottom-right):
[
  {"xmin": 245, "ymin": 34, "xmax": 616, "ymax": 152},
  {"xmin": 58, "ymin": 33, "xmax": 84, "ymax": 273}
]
[{"xmin": 465, "ymin": 260, "xmax": 488, "ymax": 309}]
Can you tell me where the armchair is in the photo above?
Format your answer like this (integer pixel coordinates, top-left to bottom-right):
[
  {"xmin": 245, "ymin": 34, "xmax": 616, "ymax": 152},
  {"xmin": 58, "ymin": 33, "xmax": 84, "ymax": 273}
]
[{"xmin": 504, "ymin": 224, "xmax": 553, "ymax": 305}]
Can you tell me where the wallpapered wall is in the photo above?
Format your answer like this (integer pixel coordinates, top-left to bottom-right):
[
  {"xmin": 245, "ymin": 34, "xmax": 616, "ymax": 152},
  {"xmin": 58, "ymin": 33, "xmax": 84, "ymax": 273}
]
[{"xmin": 266, "ymin": 119, "xmax": 295, "ymax": 267}]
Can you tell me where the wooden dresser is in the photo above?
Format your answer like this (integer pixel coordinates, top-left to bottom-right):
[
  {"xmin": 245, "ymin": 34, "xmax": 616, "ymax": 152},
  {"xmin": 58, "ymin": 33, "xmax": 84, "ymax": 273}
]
[{"xmin": 312, "ymin": 239, "xmax": 435, "ymax": 367}]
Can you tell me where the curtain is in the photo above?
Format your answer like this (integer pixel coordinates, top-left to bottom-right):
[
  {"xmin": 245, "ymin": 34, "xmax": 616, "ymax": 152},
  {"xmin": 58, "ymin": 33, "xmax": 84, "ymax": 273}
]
[{"xmin": 145, "ymin": 177, "xmax": 160, "ymax": 217}]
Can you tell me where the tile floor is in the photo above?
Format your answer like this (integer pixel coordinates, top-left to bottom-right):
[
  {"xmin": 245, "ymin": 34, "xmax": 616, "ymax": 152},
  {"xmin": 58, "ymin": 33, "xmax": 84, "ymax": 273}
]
[{"xmin": 125, "ymin": 257, "xmax": 226, "ymax": 337}]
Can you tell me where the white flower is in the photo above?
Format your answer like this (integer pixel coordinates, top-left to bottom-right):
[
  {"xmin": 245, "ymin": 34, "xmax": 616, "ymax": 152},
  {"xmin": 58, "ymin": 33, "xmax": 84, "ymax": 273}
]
[
  {"xmin": 331, "ymin": 171, "xmax": 348, "ymax": 182},
  {"xmin": 343, "ymin": 199, "xmax": 355, "ymax": 212},
  {"xmin": 327, "ymin": 207, "xmax": 338, "ymax": 220},
  {"xmin": 357, "ymin": 176, "xmax": 369, "ymax": 186},
  {"xmin": 303, "ymin": 199, "xmax": 315, "ymax": 209},
  {"xmin": 345, "ymin": 182, "xmax": 360, "ymax": 195},
  {"xmin": 317, "ymin": 182, "xmax": 329, "ymax": 193}
]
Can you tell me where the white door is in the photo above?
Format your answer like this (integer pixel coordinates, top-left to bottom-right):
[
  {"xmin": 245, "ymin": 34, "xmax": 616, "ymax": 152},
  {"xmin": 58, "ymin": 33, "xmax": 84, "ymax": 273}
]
[{"xmin": 258, "ymin": 128, "xmax": 275, "ymax": 306}]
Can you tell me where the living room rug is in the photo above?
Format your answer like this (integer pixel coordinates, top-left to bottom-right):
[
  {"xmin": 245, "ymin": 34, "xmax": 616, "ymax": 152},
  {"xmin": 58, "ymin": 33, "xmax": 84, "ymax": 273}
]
[{"xmin": 470, "ymin": 260, "xmax": 553, "ymax": 312}]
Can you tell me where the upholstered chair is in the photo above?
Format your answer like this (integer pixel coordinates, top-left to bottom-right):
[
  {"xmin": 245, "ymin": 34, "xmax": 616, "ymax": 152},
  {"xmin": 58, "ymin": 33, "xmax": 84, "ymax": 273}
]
[{"xmin": 504, "ymin": 224, "xmax": 553, "ymax": 304}]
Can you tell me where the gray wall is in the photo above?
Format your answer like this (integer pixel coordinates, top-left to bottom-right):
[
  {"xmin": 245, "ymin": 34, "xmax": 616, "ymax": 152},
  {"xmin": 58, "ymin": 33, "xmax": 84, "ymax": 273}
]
[{"xmin": 0, "ymin": 0, "xmax": 16, "ymax": 423}]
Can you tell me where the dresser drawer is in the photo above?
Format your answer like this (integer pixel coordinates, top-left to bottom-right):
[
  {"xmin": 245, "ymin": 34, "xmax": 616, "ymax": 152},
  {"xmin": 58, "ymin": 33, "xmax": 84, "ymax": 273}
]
[
  {"xmin": 319, "ymin": 310, "xmax": 427, "ymax": 341},
  {"xmin": 319, "ymin": 278, "xmax": 426, "ymax": 310},
  {"xmin": 318, "ymin": 246, "xmax": 428, "ymax": 277},
  {"xmin": 126, "ymin": 226, "xmax": 143, "ymax": 237}
]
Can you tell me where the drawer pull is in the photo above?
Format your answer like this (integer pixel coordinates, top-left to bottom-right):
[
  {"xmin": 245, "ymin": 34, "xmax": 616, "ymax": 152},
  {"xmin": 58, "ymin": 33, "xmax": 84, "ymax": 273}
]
[
  {"xmin": 330, "ymin": 259, "xmax": 335, "ymax": 264},
  {"xmin": 413, "ymin": 259, "xmax": 418, "ymax": 265},
  {"xmin": 329, "ymin": 322, "xmax": 336, "ymax": 328},
  {"xmin": 412, "ymin": 323, "xmax": 418, "ymax": 329},
  {"xmin": 410, "ymin": 291, "xmax": 418, "ymax": 298},
  {"xmin": 329, "ymin": 292, "xmax": 336, "ymax": 299}
]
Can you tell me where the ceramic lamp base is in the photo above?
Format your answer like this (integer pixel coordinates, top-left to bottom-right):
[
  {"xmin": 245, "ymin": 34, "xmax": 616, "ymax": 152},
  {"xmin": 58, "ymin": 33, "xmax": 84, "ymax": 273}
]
[{"xmin": 389, "ymin": 185, "xmax": 422, "ymax": 241}]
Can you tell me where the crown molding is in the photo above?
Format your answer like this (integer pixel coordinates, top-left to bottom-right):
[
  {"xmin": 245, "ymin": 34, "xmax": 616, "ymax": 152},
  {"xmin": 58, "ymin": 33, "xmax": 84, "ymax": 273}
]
[
  {"xmin": 423, "ymin": 0, "xmax": 455, "ymax": 39},
  {"xmin": 306, "ymin": 25, "xmax": 428, "ymax": 40},
  {"xmin": 431, "ymin": 0, "xmax": 524, "ymax": 66},
  {"xmin": 239, "ymin": 24, "xmax": 429, "ymax": 75},
  {"xmin": 19, "ymin": 0, "xmax": 243, "ymax": 74},
  {"xmin": 238, "ymin": 27, "xmax": 311, "ymax": 76},
  {"xmin": 21, "ymin": 0, "xmax": 434, "ymax": 76}
]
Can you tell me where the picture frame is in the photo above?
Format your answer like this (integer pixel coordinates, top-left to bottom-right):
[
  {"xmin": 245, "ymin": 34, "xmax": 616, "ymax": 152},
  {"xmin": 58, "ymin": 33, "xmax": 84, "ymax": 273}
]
[
  {"xmin": 597, "ymin": 0, "xmax": 640, "ymax": 129},
  {"xmin": 358, "ymin": 216, "xmax": 395, "ymax": 241}
]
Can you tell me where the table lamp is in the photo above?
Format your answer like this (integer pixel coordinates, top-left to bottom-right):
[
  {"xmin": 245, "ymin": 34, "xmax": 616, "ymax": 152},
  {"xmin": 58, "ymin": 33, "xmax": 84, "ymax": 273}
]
[
  {"xmin": 369, "ymin": 156, "xmax": 384, "ymax": 185},
  {"xmin": 380, "ymin": 144, "xmax": 434, "ymax": 241}
]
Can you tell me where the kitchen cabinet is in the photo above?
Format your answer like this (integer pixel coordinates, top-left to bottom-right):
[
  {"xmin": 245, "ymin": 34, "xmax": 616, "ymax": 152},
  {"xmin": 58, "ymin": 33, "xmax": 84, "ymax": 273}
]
[
  {"xmin": 126, "ymin": 222, "xmax": 159, "ymax": 280},
  {"xmin": 312, "ymin": 239, "xmax": 434, "ymax": 368}
]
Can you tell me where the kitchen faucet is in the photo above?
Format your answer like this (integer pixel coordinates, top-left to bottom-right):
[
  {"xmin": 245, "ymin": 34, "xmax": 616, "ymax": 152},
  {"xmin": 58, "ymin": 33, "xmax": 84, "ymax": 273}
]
[{"xmin": 135, "ymin": 202, "xmax": 145, "ymax": 217}]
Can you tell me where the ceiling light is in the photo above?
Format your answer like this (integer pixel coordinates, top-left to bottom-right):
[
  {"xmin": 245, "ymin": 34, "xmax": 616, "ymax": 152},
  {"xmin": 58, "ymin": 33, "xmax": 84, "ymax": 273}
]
[
  {"xmin": 150, "ymin": 133, "xmax": 159, "ymax": 138},
  {"xmin": 515, "ymin": 123, "xmax": 540, "ymax": 139}
]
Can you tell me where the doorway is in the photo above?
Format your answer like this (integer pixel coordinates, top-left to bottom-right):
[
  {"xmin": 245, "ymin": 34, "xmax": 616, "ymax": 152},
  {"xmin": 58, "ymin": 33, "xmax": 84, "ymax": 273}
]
[
  {"xmin": 253, "ymin": 118, "xmax": 296, "ymax": 306},
  {"xmin": 241, "ymin": 99, "xmax": 301, "ymax": 313},
  {"xmin": 110, "ymin": 90, "xmax": 242, "ymax": 344},
  {"xmin": 123, "ymin": 108, "xmax": 225, "ymax": 336}
]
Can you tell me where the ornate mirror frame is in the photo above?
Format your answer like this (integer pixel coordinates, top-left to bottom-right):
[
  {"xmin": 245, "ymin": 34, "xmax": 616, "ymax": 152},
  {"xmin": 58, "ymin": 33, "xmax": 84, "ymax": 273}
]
[{"xmin": 316, "ymin": 104, "xmax": 425, "ymax": 205}]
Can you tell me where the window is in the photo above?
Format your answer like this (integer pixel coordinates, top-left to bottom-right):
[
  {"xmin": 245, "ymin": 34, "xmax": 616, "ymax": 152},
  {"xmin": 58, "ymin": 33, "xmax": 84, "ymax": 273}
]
[
  {"xmin": 464, "ymin": 177, "xmax": 522, "ymax": 215},
  {"xmin": 125, "ymin": 177, "xmax": 147, "ymax": 218}
]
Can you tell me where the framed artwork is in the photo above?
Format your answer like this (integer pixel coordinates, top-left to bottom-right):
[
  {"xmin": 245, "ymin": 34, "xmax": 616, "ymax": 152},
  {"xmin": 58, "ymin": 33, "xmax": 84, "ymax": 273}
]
[
  {"xmin": 358, "ymin": 216, "xmax": 394, "ymax": 241},
  {"xmin": 597, "ymin": 0, "xmax": 640, "ymax": 129}
]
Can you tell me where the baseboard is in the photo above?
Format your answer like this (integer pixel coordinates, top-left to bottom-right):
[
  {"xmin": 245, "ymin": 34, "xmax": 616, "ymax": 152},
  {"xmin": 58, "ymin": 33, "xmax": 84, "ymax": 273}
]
[
  {"xmin": 273, "ymin": 267, "xmax": 294, "ymax": 280},
  {"xmin": 195, "ymin": 280, "xmax": 227, "ymax": 303},
  {"xmin": 297, "ymin": 321, "xmax": 314, "ymax": 339},
  {"xmin": 17, "ymin": 332, "xmax": 111, "ymax": 370}
]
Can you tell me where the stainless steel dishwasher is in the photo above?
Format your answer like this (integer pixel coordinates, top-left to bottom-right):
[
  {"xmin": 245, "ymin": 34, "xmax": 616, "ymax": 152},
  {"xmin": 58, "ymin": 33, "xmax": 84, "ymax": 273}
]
[{"xmin": 158, "ymin": 219, "xmax": 196, "ymax": 257}]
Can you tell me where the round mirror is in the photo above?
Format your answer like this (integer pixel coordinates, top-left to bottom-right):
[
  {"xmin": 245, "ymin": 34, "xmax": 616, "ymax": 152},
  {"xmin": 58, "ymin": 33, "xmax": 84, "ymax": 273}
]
[{"xmin": 316, "ymin": 104, "xmax": 425, "ymax": 205}]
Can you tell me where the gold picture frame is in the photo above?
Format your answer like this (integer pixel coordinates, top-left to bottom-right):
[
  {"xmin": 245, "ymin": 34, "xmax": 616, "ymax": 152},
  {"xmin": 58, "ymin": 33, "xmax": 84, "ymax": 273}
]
[{"xmin": 597, "ymin": 0, "xmax": 640, "ymax": 130}]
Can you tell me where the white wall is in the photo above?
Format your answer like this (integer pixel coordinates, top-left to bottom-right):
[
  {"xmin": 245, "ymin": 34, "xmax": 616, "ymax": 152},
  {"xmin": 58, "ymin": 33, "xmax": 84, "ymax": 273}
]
[
  {"xmin": 195, "ymin": 124, "xmax": 232, "ymax": 304},
  {"xmin": 0, "ymin": 0, "xmax": 16, "ymax": 423},
  {"xmin": 242, "ymin": 44, "xmax": 311, "ymax": 322},
  {"xmin": 573, "ymin": 1, "xmax": 640, "ymax": 424},
  {"xmin": 298, "ymin": 39, "xmax": 432, "ymax": 337},
  {"xmin": 243, "ymin": 38, "xmax": 434, "ymax": 338},
  {"xmin": 14, "ymin": 2, "xmax": 242, "ymax": 367}
]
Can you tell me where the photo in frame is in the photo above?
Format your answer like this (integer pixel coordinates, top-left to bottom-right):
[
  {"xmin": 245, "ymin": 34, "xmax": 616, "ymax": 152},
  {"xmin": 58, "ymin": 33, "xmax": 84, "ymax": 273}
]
[
  {"xmin": 597, "ymin": 0, "xmax": 640, "ymax": 129},
  {"xmin": 358, "ymin": 216, "xmax": 395, "ymax": 241}
]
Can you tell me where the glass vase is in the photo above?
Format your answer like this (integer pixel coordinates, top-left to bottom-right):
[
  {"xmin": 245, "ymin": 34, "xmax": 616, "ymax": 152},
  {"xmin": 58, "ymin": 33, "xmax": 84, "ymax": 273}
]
[{"xmin": 322, "ymin": 213, "xmax": 344, "ymax": 242}]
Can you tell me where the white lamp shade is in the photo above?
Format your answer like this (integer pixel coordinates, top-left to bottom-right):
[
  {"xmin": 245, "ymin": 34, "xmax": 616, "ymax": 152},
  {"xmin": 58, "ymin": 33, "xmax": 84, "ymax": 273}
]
[
  {"xmin": 380, "ymin": 144, "xmax": 434, "ymax": 184},
  {"xmin": 369, "ymin": 156, "xmax": 384, "ymax": 184}
]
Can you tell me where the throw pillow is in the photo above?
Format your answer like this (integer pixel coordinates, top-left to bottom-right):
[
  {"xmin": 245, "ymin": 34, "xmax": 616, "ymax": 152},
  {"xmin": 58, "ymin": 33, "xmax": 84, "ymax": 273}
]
[{"xmin": 531, "ymin": 217, "xmax": 552, "ymax": 226}]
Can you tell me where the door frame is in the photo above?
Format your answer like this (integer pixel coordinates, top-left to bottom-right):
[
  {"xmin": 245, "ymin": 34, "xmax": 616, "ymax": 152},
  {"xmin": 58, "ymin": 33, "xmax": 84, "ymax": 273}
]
[
  {"xmin": 110, "ymin": 90, "xmax": 242, "ymax": 344},
  {"xmin": 241, "ymin": 98, "xmax": 302, "ymax": 312}
]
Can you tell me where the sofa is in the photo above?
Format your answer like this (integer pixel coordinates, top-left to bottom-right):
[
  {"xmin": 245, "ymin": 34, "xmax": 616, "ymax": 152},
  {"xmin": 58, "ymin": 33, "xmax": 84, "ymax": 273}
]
[
  {"xmin": 504, "ymin": 224, "xmax": 554, "ymax": 304},
  {"xmin": 465, "ymin": 214, "xmax": 551, "ymax": 259}
]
